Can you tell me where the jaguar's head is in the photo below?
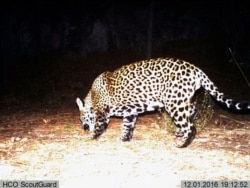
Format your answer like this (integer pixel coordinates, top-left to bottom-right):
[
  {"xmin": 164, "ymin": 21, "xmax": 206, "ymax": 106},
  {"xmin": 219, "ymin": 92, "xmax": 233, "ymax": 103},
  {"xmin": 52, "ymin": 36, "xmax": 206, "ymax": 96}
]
[{"xmin": 76, "ymin": 97, "xmax": 96, "ymax": 132}]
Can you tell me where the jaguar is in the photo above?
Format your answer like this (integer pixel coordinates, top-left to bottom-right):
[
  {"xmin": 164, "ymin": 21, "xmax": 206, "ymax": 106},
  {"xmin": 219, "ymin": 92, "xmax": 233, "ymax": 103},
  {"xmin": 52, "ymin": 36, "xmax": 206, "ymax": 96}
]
[{"xmin": 76, "ymin": 57, "xmax": 250, "ymax": 147}]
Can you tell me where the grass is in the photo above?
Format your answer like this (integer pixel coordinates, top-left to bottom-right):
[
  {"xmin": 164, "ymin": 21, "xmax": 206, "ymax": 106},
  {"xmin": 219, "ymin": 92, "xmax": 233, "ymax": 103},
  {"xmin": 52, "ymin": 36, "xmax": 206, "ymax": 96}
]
[{"xmin": 193, "ymin": 91, "xmax": 214, "ymax": 130}]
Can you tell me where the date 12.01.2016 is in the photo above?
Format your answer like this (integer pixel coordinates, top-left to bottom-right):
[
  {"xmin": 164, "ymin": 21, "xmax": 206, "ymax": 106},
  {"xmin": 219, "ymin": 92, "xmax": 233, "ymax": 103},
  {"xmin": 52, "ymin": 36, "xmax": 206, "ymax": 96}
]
[{"xmin": 181, "ymin": 180, "xmax": 250, "ymax": 188}]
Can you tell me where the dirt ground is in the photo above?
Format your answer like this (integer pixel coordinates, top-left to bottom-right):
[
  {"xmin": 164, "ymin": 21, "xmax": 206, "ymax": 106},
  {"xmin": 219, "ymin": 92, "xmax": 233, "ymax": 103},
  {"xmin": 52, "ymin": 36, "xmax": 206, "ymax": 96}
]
[
  {"xmin": 0, "ymin": 108, "xmax": 249, "ymax": 188},
  {"xmin": 0, "ymin": 50, "xmax": 250, "ymax": 188}
]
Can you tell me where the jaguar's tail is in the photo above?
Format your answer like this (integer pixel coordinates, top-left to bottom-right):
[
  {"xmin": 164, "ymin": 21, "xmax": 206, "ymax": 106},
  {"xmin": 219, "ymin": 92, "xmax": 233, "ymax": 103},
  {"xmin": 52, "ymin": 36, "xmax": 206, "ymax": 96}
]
[{"xmin": 200, "ymin": 71, "xmax": 250, "ymax": 112}]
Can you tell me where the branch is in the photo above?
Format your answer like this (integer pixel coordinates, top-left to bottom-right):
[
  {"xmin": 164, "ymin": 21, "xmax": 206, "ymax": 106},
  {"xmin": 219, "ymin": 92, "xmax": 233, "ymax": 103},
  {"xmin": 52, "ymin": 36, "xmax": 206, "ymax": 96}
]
[{"xmin": 229, "ymin": 48, "xmax": 250, "ymax": 89}]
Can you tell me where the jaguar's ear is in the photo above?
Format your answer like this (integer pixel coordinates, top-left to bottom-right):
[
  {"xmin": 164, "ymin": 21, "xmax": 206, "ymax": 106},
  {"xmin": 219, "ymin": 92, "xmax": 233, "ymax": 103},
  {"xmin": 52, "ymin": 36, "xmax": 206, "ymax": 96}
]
[{"xmin": 76, "ymin": 98, "xmax": 84, "ymax": 111}]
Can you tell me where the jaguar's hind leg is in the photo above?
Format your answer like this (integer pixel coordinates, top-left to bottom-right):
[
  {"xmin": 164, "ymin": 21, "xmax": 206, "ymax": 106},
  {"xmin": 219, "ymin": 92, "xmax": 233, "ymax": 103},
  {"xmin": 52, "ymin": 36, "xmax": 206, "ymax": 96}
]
[
  {"xmin": 175, "ymin": 106, "xmax": 198, "ymax": 138},
  {"xmin": 166, "ymin": 103, "xmax": 197, "ymax": 147},
  {"xmin": 174, "ymin": 122, "xmax": 196, "ymax": 148}
]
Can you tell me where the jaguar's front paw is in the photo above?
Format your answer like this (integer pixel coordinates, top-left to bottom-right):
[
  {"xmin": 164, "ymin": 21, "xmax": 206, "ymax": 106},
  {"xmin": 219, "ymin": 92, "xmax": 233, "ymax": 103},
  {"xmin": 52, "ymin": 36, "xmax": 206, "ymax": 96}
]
[{"xmin": 121, "ymin": 135, "xmax": 132, "ymax": 142}]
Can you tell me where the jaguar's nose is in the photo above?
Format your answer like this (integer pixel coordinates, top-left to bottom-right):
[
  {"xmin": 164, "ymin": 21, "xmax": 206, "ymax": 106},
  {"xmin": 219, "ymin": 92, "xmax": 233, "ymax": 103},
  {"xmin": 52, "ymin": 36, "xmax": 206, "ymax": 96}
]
[{"xmin": 83, "ymin": 124, "xmax": 90, "ymax": 131}]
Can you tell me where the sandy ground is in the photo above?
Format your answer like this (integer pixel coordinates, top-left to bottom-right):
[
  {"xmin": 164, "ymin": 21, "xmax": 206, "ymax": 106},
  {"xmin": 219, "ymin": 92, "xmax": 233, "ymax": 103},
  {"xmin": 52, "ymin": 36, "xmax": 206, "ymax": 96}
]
[{"xmin": 0, "ymin": 108, "xmax": 249, "ymax": 188}]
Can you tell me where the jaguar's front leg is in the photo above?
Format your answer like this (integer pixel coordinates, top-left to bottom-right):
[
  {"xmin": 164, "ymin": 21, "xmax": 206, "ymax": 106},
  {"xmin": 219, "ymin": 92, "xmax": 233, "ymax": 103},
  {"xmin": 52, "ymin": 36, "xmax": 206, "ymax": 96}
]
[
  {"xmin": 92, "ymin": 112, "xmax": 110, "ymax": 139},
  {"xmin": 121, "ymin": 115, "xmax": 138, "ymax": 141}
]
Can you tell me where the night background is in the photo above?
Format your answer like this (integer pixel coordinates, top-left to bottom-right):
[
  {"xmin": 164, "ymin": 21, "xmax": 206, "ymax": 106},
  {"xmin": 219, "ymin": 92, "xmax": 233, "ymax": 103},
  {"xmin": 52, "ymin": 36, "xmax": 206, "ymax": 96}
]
[{"xmin": 1, "ymin": 0, "xmax": 250, "ymax": 112}]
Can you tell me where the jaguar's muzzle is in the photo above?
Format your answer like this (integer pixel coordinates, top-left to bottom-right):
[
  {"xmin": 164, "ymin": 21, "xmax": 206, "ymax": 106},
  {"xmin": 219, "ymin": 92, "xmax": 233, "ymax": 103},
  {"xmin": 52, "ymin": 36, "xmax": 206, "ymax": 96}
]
[{"xmin": 83, "ymin": 124, "xmax": 90, "ymax": 131}]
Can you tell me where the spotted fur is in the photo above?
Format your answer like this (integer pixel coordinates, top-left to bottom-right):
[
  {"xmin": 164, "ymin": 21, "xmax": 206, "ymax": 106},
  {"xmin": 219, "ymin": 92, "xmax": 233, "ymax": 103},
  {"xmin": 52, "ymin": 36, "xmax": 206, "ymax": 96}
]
[{"xmin": 76, "ymin": 58, "xmax": 250, "ymax": 147}]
